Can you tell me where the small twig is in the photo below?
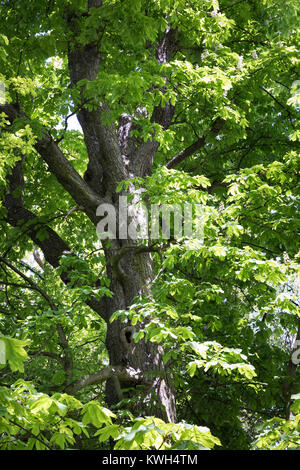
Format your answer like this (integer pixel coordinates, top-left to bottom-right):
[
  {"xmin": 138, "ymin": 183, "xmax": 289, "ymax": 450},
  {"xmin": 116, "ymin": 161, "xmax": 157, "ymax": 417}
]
[
  {"xmin": 8, "ymin": 419, "xmax": 53, "ymax": 450},
  {"xmin": 0, "ymin": 256, "xmax": 56, "ymax": 310}
]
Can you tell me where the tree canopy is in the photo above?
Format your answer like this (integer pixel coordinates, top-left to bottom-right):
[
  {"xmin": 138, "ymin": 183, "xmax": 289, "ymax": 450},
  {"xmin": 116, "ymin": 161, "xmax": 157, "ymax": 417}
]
[{"xmin": 0, "ymin": 0, "xmax": 299, "ymax": 451}]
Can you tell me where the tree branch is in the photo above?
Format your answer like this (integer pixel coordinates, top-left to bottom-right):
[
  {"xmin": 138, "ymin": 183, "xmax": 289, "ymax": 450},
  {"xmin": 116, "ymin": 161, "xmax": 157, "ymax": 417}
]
[
  {"xmin": 0, "ymin": 257, "xmax": 56, "ymax": 310},
  {"xmin": 2, "ymin": 159, "xmax": 108, "ymax": 321},
  {"xmin": 64, "ymin": 365, "xmax": 144, "ymax": 394},
  {"xmin": 67, "ymin": 8, "xmax": 128, "ymax": 197},
  {"xmin": 165, "ymin": 117, "xmax": 225, "ymax": 169},
  {"xmin": 282, "ymin": 318, "xmax": 300, "ymax": 419},
  {"xmin": 132, "ymin": 27, "xmax": 178, "ymax": 176},
  {"xmin": 0, "ymin": 103, "xmax": 103, "ymax": 225},
  {"xmin": 8, "ymin": 419, "xmax": 53, "ymax": 450},
  {"xmin": 166, "ymin": 136, "xmax": 206, "ymax": 169},
  {"xmin": 88, "ymin": 0, "xmax": 103, "ymax": 8}
]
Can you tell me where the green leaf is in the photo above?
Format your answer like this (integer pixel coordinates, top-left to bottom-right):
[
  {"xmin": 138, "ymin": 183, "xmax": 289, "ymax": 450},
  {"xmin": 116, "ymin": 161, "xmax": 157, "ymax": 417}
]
[
  {"xmin": 0, "ymin": 336, "xmax": 29, "ymax": 372},
  {"xmin": 82, "ymin": 401, "xmax": 115, "ymax": 427},
  {"xmin": 95, "ymin": 424, "xmax": 121, "ymax": 442}
]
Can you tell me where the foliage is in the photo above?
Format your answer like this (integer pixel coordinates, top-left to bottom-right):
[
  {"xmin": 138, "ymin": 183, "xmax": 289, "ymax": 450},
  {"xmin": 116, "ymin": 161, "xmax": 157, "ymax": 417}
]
[
  {"xmin": 0, "ymin": 0, "xmax": 299, "ymax": 451},
  {"xmin": 252, "ymin": 396, "xmax": 300, "ymax": 450},
  {"xmin": 0, "ymin": 339, "xmax": 220, "ymax": 450}
]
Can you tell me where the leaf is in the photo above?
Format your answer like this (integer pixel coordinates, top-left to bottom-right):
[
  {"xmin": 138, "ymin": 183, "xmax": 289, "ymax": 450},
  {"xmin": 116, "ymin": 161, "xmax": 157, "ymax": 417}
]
[
  {"xmin": 189, "ymin": 341, "xmax": 208, "ymax": 358},
  {"xmin": 180, "ymin": 424, "xmax": 221, "ymax": 449},
  {"xmin": 82, "ymin": 401, "xmax": 115, "ymax": 427},
  {"xmin": 187, "ymin": 361, "xmax": 200, "ymax": 377},
  {"xmin": 30, "ymin": 395, "xmax": 53, "ymax": 414},
  {"xmin": 95, "ymin": 424, "xmax": 121, "ymax": 442},
  {"xmin": 0, "ymin": 336, "xmax": 29, "ymax": 372}
]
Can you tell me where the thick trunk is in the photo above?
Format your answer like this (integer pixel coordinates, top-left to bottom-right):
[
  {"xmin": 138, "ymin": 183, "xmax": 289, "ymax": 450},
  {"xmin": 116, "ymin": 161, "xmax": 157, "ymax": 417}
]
[{"xmin": 103, "ymin": 244, "xmax": 176, "ymax": 421}]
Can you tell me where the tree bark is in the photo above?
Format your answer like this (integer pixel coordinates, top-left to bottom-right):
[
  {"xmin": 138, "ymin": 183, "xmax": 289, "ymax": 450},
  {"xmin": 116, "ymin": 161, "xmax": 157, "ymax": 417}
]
[{"xmin": 282, "ymin": 318, "xmax": 300, "ymax": 420}]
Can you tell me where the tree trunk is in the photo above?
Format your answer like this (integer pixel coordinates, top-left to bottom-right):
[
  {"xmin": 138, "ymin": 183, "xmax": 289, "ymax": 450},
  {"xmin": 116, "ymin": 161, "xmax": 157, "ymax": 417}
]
[
  {"xmin": 103, "ymin": 245, "xmax": 176, "ymax": 421},
  {"xmin": 282, "ymin": 318, "xmax": 300, "ymax": 420},
  {"xmin": 65, "ymin": 4, "xmax": 177, "ymax": 421}
]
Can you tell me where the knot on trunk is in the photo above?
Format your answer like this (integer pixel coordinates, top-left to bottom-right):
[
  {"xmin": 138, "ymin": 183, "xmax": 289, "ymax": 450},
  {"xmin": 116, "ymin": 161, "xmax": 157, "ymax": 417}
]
[{"xmin": 120, "ymin": 326, "xmax": 136, "ymax": 350}]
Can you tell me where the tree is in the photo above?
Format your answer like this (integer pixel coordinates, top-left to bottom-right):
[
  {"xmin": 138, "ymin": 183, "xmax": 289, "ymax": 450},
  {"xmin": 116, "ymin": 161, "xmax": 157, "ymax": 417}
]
[{"xmin": 0, "ymin": 0, "xmax": 299, "ymax": 450}]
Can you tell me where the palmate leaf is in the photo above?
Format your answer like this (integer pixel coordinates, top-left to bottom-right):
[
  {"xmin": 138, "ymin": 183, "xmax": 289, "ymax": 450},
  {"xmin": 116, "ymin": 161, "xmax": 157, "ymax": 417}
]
[
  {"xmin": 49, "ymin": 431, "xmax": 75, "ymax": 450},
  {"xmin": 81, "ymin": 401, "xmax": 116, "ymax": 427},
  {"xmin": 252, "ymin": 412, "xmax": 300, "ymax": 450},
  {"xmin": 29, "ymin": 394, "xmax": 69, "ymax": 417},
  {"xmin": 0, "ymin": 336, "xmax": 29, "ymax": 372},
  {"xmin": 29, "ymin": 394, "xmax": 54, "ymax": 414},
  {"xmin": 95, "ymin": 424, "xmax": 121, "ymax": 442},
  {"xmin": 179, "ymin": 424, "xmax": 221, "ymax": 449}
]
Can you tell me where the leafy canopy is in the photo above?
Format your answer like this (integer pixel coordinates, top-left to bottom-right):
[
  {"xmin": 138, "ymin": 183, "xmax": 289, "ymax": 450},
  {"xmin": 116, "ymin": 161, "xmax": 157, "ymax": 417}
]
[{"xmin": 0, "ymin": 0, "xmax": 299, "ymax": 450}]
